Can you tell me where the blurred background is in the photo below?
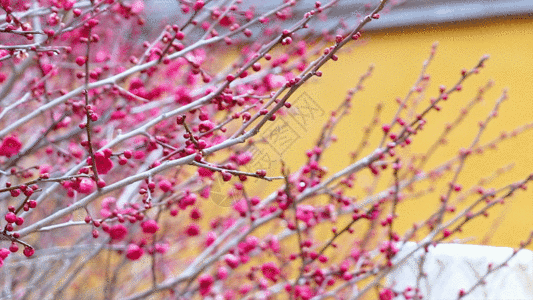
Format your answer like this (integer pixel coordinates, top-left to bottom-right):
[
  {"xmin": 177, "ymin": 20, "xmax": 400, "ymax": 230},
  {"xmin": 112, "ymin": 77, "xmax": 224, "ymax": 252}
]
[{"xmin": 145, "ymin": 0, "xmax": 533, "ymax": 247}]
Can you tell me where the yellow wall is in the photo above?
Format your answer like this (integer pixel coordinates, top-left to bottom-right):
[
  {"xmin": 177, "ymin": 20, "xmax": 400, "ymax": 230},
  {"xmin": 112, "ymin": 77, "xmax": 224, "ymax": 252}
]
[{"xmin": 284, "ymin": 16, "xmax": 533, "ymax": 248}]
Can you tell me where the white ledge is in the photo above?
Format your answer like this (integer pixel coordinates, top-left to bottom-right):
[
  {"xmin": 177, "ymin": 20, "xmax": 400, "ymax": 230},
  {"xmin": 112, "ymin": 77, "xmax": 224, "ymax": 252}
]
[{"xmin": 387, "ymin": 241, "xmax": 533, "ymax": 299}]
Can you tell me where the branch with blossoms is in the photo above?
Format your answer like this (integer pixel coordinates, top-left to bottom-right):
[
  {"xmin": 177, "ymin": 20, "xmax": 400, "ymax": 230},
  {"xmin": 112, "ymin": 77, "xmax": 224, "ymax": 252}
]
[
  {"xmin": 0, "ymin": 0, "xmax": 531, "ymax": 299},
  {"xmin": 456, "ymin": 231, "xmax": 533, "ymax": 299}
]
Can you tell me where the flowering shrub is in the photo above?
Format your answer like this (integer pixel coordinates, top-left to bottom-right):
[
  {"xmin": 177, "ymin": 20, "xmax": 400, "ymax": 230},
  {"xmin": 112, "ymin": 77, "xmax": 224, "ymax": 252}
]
[{"xmin": 0, "ymin": 0, "xmax": 532, "ymax": 299}]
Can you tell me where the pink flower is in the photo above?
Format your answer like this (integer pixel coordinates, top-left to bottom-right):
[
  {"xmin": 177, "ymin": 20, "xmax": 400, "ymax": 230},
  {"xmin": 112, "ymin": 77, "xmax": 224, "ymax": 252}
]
[
  {"xmin": 23, "ymin": 247, "xmax": 35, "ymax": 257},
  {"xmin": 261, "ymin": 262, "xmax": 280, "ymax": 282},
  {"xmin": 200, "ymin": 186, "xmax": 210, "ymax": 198},
  {"xmin": 101, "ymin": 197, "xmax": 116, "ymax": 209},
  {"xmin": 75, "ymin": 56, "xmax": 86, "ymax": 66},
  {"xmin": 198, "ymin": 120, "xmax": 215, "ymax": 133},
  {"xmin": 159, "ymin": 179, "xmax": 172, "ymax": 192},
  {"xmin": 241, "ymin": 236, "xmax": 259, "ymax": 253},
  {"xmin": 41, "ymin": 63, "xmax": 53, "ymax": 75},
  {"xmin": 94, "ymin": 151, "xmax": 114, "ymax": 175},
  {"xmin": 269, "ymin": 236, "xmax": 280, "ymax": 253},
  {"xmin": 5, "ymin": 212, "xmax": 16, "ymax": 223},
  {"xmin": 239, "ymin": 284, "xmax": 253, "ymax": 295},
  {"xmin": 224, "ymin": 254, "xmax": 239, "ymax": 269},
  {"xmin": 154, "ymin": 243, "xmax": 169, "ymax": 254},
  {"xmin": 233, "ymin": 199, "xmax": 247, "ymax": 217},
  {"xmin": 186, "ymin": 224, "xmax": 200, "ymax": 236},
  {"xmin": 141, "ymin": 220, "xmax": 159, "ymax": 234},
  {"xmin": 0, "ymin": 136, "xmax": 22, "ymax": 158},
  {"xmin": 111, "ymin": 110, "xmax": 126, "ymax": 120},
  {"xmin": 379, "ymin": 241, "xmax": 399, "ymax": 259},
  {"xmin": 174, "ymin": 86, "xmax": 192, "ymax": 105},
  {"xmin": 224, "ymin": 290, "xmax": 235, "ymax": 299},
  {"xmin": 198, "ymin": 274, "xmax": 214, "ymax": 296},
  {"xmin": 63, "ymin": 0, "xmax": 74, "ymax": 10},
  {"xmin": 95, "ymin": 50, "xmax": 107, "ymax": 62},
  {"xmin": 100, "ymin": 208, "xmax": 111, "ymax": 218},
  {"xmin": 264, "ymin": 74, "xmax": 285, "ymax": 89},
  {"xmin": 126, "ymin": 244, "xmax": 144, "ymax": 260},
  {"xmin": 296, "ymin": 40, "xmax": 307, "ymax": 56},
  {"xmin": 178, "ymin": 193, "xmax": 197, "ymax": 210},
  {"xmin": 190, "ymin": 208, "xmax": 201, "ymax": 220},
  {"xmin": 166, "ymin": 58, "xmax": 185, "ymax": 78},
  {"xmin": 205, "ymin": 231, "xmax": 217, "ymax": 247},
  {"xmin": 109, "ymin": 224, "xmax": 128, "ymax": 241},
  {"xmin": 296, "ymin": 205, "xmax": 315, "ymax": 225},
  {"xmin": 131, "ymin": 0, "xmax": 144, "ymax": 14},
  {"xmin": 235, "ymin": 152, "xmax": 252, "ymax": 165},
  {"xmin": 77, "ymin": 178, "xmax": 95, "ymax": 194},
  {"xmin": 189, "ymin": 49, "xmax": 206, "ymax": 65},
  {"xmin": 379, "ymin": 288, "xmax": 394, "ymax": 300},
  {"xmin": 219, "ymin": 15, "xmax": 235, "ymax": 27},
  {"xmin": 39, "ymin": 164, "xmax": 52, "ymax": 174},
  {"xmin": 294, "ymin": 285, "xmax": 314, "ymax": 300},
  {"xmin": 0, "ymin": 248, "xmax": 10, "ymax": 259},
  {"xmin": 133, "ymin": 150, "xmax": 145, "ymax": 160},
  {"xmin": 129, "ymin": 77, "xmax": 144, "ymax": 90},
  {"xmin": 69, "ymin": 142, "xmax": 83, "ymax": 158},
  {"xmin": 240, "ymin": 254, "xmax": 250, "ymax": 264},
  {"xmin": 198, "ymin": 167, "xmax": 214, "ymax": 178},
  {"xmin": 217, "ymin": 266, "xmax": 228, "ymax": 280}
]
